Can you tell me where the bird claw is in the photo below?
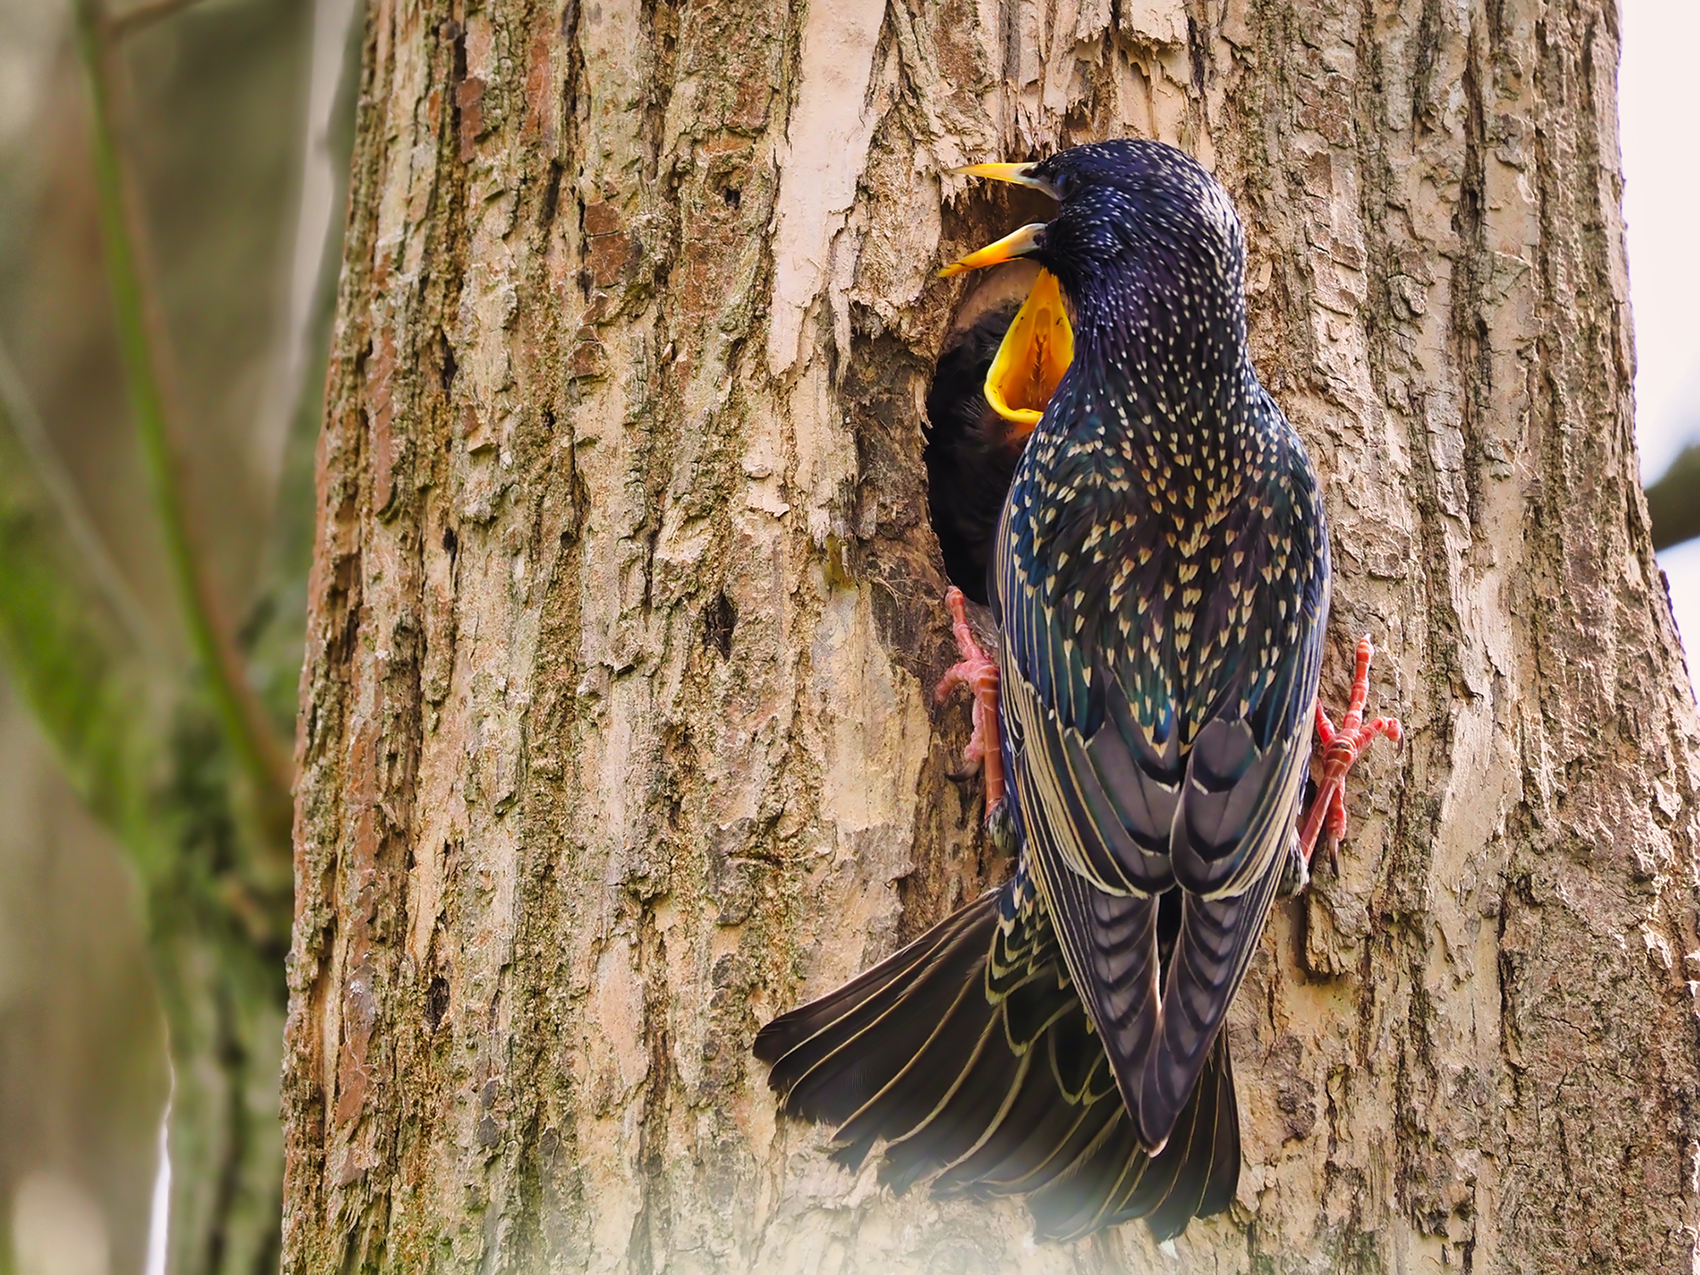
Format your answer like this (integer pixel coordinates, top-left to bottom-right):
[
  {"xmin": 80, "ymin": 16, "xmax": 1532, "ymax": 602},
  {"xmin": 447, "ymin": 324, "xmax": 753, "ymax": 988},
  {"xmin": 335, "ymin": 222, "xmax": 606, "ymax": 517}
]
[
  {"xmin": 936, "ymin": 586, "xmax": 1006, "ymax": 820},
  {"xmin": 1298, "ymin": 635, "xmax": 1402, "ymax": 873},
  {"xmin": 1278, "ymin": 831, "xmax": 1311, "ymax": 898}
]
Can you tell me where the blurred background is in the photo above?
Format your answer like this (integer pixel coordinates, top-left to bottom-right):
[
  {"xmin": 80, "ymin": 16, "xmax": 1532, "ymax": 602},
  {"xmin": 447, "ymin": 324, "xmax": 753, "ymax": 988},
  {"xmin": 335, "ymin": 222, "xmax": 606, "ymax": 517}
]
[
  {"xmin": 0, "ymin": 0, "xmax": 356, "ymax": 1270},
  {"xmin": 0, "ymin": 1, "xmax": 1693, "ymax": 1271},
  {"xmin": 1622, "ymin": 2, "xmax": 1700, "ymax": 668}
]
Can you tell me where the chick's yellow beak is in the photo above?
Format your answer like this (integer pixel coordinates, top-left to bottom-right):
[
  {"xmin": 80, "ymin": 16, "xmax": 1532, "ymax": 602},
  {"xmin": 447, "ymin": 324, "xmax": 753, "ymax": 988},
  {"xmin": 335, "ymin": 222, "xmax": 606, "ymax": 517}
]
[
  {"xmin": 939, "ymin": 223, "xmax": 1045, "ymax": 279},
  {"xmin": 984, "ymin": 268, "xmax": 1072, "ymax": 429},
  {"xmin": 942, "ymin": 159, "xmax": 1069, "ymax": 422}
]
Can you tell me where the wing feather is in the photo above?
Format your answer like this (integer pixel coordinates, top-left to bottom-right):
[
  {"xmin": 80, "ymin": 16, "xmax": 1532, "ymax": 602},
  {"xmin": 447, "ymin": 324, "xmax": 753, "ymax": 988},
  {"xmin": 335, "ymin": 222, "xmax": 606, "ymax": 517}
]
[{"xmin": 995, "ymin": 424, "xmax": 1328, "ymax": 1153}]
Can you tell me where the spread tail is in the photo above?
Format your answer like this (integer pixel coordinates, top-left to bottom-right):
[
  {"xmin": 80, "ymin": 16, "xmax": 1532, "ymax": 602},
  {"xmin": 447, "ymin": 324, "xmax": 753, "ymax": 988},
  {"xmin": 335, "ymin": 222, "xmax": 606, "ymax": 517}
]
[{"xmin": 755, "ymin": 879, "xmax": 1239, "ymax": 1240}]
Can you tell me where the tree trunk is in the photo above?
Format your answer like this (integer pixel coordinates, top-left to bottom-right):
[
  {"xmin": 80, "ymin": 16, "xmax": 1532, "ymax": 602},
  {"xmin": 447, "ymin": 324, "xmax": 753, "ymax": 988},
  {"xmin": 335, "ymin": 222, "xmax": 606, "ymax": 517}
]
[{"xmin": 281, "ymin": 0, "xmax": 1700, "ymax": 1269}]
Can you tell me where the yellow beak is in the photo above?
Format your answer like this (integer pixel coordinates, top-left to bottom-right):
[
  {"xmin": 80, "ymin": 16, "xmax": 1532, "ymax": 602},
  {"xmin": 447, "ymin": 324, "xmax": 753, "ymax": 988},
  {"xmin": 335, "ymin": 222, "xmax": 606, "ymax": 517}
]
[
  {"xmin": 984, "ymin": 269, "xmax": 1073, "ymax": 429},
  {"xmin": 939, "ymin": 223, "xmax": 1045, "ymax": 279},
  {"xmin": 950, "ymin": 162, "xmax": 1059, "ymax": 196}
]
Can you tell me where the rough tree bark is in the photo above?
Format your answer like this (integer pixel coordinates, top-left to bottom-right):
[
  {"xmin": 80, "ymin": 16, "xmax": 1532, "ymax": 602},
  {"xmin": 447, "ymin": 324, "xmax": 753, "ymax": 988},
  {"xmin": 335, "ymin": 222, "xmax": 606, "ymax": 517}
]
[{"xmin": 282, "ymin": 0, "xmax": 1700, "ymax": 1269}]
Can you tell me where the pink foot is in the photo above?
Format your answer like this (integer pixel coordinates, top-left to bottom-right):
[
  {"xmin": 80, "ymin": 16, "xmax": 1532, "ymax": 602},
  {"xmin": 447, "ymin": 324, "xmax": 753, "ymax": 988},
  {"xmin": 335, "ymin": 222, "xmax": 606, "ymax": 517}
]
[
  {"xmin": 1298, "ymin": 636, "xmax": 1402, "ymax": 871},
  {"xmin": 935, "ymin": 586, "xmax": 1005, "ymax": 819}
]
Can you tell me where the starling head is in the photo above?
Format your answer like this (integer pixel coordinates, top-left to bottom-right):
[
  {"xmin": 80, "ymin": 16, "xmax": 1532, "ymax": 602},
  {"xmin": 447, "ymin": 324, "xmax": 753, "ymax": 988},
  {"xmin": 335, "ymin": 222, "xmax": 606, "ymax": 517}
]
[{"xmin": 943, "ymin": 141, "xmax": 1248, "ymax": 346}]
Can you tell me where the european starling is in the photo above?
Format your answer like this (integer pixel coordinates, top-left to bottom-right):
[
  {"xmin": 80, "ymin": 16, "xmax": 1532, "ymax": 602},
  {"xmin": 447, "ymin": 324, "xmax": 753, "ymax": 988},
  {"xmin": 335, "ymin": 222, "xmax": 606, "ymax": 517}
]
[{"xmin": 756, "ymin": 140, "xmax": 1400, "ymax": 1238}]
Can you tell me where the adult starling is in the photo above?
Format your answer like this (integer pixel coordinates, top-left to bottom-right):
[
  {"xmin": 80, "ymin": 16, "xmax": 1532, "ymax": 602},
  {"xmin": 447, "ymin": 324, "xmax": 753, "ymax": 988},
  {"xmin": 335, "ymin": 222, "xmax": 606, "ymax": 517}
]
[{"xmin": 756, "ymin": 140, "xmax": 1400, "ymax": 1238}]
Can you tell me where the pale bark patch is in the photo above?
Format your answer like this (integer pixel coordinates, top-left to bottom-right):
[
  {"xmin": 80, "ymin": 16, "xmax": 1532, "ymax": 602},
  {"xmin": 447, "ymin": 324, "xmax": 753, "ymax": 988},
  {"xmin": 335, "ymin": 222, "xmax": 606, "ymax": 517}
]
[{"xmin": 766, "ymin": 0, "xmax": 892, "ymax": 376}]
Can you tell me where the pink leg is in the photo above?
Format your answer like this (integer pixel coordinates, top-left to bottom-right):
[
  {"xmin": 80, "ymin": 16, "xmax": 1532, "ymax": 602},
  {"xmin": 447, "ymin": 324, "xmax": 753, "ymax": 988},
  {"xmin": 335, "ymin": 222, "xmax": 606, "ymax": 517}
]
[
  {"xmin": 935, "ymin": 586, "xmax": 1005, "ymax": 819},
  {"xmin": 1297, "ymin": 636, "xmax": 1402, "ymax": 871}
]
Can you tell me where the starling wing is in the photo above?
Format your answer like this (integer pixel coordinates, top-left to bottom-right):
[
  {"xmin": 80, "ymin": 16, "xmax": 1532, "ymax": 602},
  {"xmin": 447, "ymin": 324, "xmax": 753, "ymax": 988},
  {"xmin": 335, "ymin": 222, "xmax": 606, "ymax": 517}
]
[{"xmin": 994, "ymin": 381, "xmax": 1328, "ymax": 1153}]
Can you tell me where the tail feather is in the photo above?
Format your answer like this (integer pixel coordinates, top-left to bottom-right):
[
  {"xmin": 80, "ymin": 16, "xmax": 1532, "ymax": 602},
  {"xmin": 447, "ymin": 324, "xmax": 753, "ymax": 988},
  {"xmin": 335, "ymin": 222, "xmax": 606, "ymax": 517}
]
[
  {"xmin": 756, "ymin": 894, "xmax": 995, "ymax": 1131},
  {"xmin": 1045, "ymin": 1009, "xmax": 1116, "ymax": 1105},
  {"xmin": 1196, "ymin": 1042, "xmax": 1241, "ymax": 1218},
  {"xmin": 966, "ymin": 1073, "xmax": 1118, "ymax": 1197},
  {"xmin": 833, "ymin": 965, "xmax": 1003, "ymax": 1176},
  {"xmin": 999, "ymin": 964, "xmax": 1076, "ymax": 1053},
  {"xmin": 876, "ymin": 1034, "xmax": 1031, "ymax": 1193},
  {"xmin": 934, "ymin": 1027, "xmax": 1105, "ymax": 1195},
  {"xmin": 755, "ymin": 878, "xmax": 1242, "ymax": 1241},
  {"xmin": 1026, "ymin": 1103, "xmax": 1144, "ymax": 1240}
]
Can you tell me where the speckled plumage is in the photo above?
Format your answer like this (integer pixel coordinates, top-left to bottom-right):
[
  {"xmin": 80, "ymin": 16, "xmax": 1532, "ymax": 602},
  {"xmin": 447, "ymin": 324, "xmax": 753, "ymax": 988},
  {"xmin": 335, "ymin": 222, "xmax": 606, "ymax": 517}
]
[
  {"xmin": 989, "ymin": 141, "xmax": 1328, "ymax": 1151},
  {"xmin": 755, "ymin": 139, "xmax": 1333, "ymax": 1239}
]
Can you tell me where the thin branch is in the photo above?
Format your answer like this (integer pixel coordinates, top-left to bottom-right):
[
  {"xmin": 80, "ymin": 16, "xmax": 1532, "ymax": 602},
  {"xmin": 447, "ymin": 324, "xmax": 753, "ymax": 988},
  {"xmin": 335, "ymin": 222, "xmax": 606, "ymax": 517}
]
[
  {"xmin": 1646, "ymin": 443, "xmax": 1700, "ymax": 552},
  {"xmin": 103, "ymin": 0, "xmax": 215, "ymax": 39},
  {"xmin": 72, "ymin": 0, "xmax": 295, "ymax": 815},
  {"xmin": 0, "ymin": 335, "xmax": 162, "ymax": 661}
]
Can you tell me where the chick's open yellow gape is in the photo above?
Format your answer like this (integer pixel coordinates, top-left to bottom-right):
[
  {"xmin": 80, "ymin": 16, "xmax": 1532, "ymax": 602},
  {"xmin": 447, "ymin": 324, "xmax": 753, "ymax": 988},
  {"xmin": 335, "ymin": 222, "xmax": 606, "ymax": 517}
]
[
  {"xmin": 938, "ymin": 159, "xmax": 1072, "ymax": 428},
  {"xmin": 985, "ymin": 268, "xmax": 1073, "ymax": 428}
]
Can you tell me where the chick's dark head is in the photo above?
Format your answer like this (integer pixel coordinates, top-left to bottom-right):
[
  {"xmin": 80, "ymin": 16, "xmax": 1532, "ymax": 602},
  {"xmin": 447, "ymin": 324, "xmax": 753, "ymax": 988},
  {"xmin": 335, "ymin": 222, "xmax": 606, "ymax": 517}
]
[{"xmin": 943, "ymin": 141, "xmax": 1247, "ymax": 340}]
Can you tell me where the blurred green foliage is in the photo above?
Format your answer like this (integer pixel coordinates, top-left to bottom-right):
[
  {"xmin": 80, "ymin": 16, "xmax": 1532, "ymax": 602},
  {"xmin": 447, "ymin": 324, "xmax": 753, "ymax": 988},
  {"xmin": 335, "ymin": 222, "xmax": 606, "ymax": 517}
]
[{"xmin": 0, "ymin": 0, "xmax": 357, "ymax": 1268}]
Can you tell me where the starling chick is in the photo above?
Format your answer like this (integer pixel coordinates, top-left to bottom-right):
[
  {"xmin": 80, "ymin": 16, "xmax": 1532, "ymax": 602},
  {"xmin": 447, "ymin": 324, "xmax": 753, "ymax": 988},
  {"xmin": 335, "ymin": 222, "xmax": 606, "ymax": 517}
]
[
  {"xmin": 926, "ymin": 262, "xmax": 1071, "ymax": 604},
  {"xmin": 757, "ymin": 140, "xmax": 1400, "ymax": 1240}
]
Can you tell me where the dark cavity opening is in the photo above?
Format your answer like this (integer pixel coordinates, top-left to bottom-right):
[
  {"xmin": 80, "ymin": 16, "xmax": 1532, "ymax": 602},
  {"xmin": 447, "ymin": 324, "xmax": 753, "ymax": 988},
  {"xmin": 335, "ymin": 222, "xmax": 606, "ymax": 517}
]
[
  {"xmin": 438, "ymin": 330, "xmax": 458, "ymax": 392},
  {"xmin": 540, "ymin": 158, "xmax": 565, "ymax": 227},
  {"xmin": 704, "ymin": 591, "xmax": 737, "ymax": 658},
  {"xmin": 426, "ymin": 975, "xmax": 451, "ymax": 1032}
]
